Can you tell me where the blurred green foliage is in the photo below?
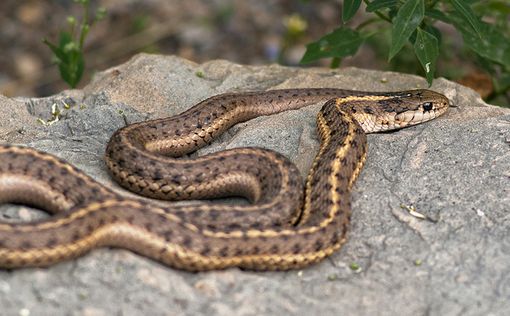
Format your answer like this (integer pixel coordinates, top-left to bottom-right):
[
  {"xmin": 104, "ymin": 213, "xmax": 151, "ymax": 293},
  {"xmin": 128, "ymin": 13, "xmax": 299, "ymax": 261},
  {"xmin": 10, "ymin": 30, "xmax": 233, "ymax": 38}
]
[
  {"xmin": 301, "ymin": 0, "xmax": 510, "ymax": 103},
  {"xmin": 43, "ymin": 0, "xmax": 106, "ymax": 88}
]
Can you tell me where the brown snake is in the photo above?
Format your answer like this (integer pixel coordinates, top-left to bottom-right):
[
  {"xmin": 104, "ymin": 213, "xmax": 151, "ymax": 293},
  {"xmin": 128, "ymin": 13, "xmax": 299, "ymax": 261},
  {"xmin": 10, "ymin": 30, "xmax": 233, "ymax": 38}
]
[{"xmin": 0, "ymin": 88, "xmax": 449, "ymax": 270}]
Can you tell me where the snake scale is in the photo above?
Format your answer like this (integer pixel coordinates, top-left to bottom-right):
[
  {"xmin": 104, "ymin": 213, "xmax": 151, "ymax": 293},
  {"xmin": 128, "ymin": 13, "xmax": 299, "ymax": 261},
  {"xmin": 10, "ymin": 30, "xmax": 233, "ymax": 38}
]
[{"xmin": 0, "ymin": 88, "xmax": 449, "ymax": 270}]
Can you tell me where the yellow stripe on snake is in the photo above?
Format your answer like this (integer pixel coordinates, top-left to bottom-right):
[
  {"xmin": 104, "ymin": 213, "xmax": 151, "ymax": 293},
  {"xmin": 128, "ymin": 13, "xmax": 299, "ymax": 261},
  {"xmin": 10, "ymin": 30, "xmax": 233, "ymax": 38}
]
[{"xmin": 0, "ymin": 88, "xmax": 449, "ymax": 270}]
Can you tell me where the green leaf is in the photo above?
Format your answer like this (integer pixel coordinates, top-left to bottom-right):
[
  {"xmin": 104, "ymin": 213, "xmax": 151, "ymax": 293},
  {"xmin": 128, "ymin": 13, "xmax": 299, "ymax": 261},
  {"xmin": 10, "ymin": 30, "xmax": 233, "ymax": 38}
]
[
  {"xmin": 300, "ymin": 27, "xmax": 364, "ymax": 64},
  {"xmin": 425, "ymin": 8, "xmax": 452, "ymax": 23},
  {"xmin": 343, "ymin": 0, "xmax": 362, "ymax": 22},
  {"xmin": 50, "ymin": 31, "xmax": 85, "ymax": 88},
  {"xmin": 58, "ymin": 32, "xmax": 75, "ymax": 64},
  {"xmin": 450, "ymin": 0, "xmax": 483, "ymax": 38},
  {"xmin": 42, "ymin": 39, "xmax": 65, "ymax": 61},
  {"xmin": 414, "ymin": 28, "xmax": 439, "ymax": 85},
  {"xmin": 488, "ymin": 1, "xmax": 510, "ymax": 14},
  {"xmin": 59, "ymin": 51, "xmax": 84, "ymax": 88},
  {"xmin": 74, "ymin": 53, "xmax": 85, "ymax": 87},
  {"xmin": 450, "ymin": 14, "xmax": 510, "ymax": 69},
  {"xmin": 389, "ymin": 0, "xmax": 424, "ymax": 60},
  {"xmin": 366, "ymin": 0, "xmax": 398, "ymax": 12},
  {"xmin": 494, "ymin": 73, "xmax": 510, "ymax": 94},
  {"xmin": 424, "ymin": 25, "xmax": 442, "ymax": 45},
  {"xmin": 59, "ymin": 64, "xmax": 73, "ymax": 86}
]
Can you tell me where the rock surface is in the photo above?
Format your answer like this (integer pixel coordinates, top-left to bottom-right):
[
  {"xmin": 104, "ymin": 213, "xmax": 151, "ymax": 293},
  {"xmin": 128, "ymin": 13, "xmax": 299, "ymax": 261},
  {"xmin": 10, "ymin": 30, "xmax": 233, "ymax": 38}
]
[{"xmin": 0, "ymin": 54, "xmax": 509, "ymax": 315}]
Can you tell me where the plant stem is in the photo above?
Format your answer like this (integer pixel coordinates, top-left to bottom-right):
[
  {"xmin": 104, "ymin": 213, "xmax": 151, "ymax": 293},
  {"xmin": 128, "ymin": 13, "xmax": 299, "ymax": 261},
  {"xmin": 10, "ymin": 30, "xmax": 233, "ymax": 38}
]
[
  {"xmin": 79, "ymin": 1, "xmax": 90, "ymax": 49},
  {"xmin": 362, "ymin": 0, "xmax": 392, "ymax": 23},
  {"xmin": 356, "ymin": 17, "xmax": 383, "ymax": 31}
]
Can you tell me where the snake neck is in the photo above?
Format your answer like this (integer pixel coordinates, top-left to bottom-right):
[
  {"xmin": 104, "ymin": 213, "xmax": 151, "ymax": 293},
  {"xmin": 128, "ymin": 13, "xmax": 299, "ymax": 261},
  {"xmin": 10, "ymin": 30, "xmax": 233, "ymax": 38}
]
[
  {"xmin": 116, "ymin": 88, "xmax": 368, "ymax": 157},
  {"xmin": 299, "ymin": 99, "xmax": 368, "ymax": 227}
]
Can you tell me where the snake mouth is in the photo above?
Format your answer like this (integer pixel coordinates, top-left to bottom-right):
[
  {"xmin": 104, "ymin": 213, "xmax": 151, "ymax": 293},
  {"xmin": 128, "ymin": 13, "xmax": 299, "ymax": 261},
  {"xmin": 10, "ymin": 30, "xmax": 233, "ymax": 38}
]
[{"xmin": 394, "ymin": 110, "xmax": 436, "ymax": 126}]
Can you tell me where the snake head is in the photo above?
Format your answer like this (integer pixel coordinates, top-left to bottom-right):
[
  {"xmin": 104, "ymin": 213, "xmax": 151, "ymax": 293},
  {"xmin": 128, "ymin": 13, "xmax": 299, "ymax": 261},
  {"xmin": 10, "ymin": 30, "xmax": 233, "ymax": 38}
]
[
  {"xmin": 392, "ymin": 89, "xmax": 450, "ymax": 127},
  {"xmin": 344, "ymin": 89, "xmax": 450, "ymax": 133}
]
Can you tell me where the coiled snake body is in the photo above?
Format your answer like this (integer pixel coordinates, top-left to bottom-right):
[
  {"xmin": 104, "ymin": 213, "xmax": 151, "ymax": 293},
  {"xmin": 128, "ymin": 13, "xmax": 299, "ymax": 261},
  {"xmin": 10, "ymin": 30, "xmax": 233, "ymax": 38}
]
[{"xmin": 0, "ymin": 88, "xmax": 449, "ymax": 270}]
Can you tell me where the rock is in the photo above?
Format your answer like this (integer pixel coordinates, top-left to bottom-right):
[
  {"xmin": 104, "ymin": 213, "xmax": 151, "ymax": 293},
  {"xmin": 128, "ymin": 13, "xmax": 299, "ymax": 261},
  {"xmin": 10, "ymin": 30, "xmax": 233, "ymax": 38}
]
[{"xmin": 0, "ymin": 53, "xmax": 509, "ymax": 315}]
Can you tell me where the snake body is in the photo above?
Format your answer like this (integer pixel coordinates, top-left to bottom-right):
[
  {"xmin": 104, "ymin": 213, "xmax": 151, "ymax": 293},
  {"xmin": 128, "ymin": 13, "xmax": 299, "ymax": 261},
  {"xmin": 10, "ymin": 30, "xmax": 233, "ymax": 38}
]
[{"xmin": 0, "ymin": 88, "xmax": 449, "ymax": 270}]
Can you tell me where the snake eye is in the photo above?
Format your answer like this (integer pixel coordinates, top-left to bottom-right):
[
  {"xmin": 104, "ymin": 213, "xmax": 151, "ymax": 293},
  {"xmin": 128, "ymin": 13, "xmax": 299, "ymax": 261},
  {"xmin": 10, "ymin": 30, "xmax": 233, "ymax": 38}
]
[{"xmin": 422, "ymin": 102, "xmax": 433, "ymax": 112}]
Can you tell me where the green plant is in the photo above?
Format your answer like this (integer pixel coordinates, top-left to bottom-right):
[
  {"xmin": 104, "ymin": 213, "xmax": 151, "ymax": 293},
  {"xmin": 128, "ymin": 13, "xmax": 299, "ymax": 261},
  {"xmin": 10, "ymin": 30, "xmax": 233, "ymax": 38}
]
[
  {"xmin": 43, "ymin": 0, "xmax": 106, "ymax": 88},
  {"xmin": 300, "ymin": 0, "xmax": 510, "ymax": 102}
]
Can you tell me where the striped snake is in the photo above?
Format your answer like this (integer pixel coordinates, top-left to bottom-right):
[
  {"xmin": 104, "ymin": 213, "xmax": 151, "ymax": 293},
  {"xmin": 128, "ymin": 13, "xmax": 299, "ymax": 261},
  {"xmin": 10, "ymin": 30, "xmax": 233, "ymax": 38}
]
[{"xmin": 0, "ymin": 88, "xmax": 449, "ymax": 270}]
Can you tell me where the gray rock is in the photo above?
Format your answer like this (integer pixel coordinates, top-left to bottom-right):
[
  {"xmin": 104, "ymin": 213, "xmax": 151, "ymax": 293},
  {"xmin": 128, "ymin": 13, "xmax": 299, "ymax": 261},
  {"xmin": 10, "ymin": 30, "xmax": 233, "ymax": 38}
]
[{"xmin": 0, "ymin": 54, "xmax": 509, "ymax": 315}]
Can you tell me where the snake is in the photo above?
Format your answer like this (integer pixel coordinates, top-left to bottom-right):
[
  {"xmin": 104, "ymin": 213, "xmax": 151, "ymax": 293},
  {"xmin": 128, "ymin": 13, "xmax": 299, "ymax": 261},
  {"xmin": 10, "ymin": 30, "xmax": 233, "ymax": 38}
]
[{"xmin": 0, "ymin": 88, "xmax": 449, "ymax": 271}]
